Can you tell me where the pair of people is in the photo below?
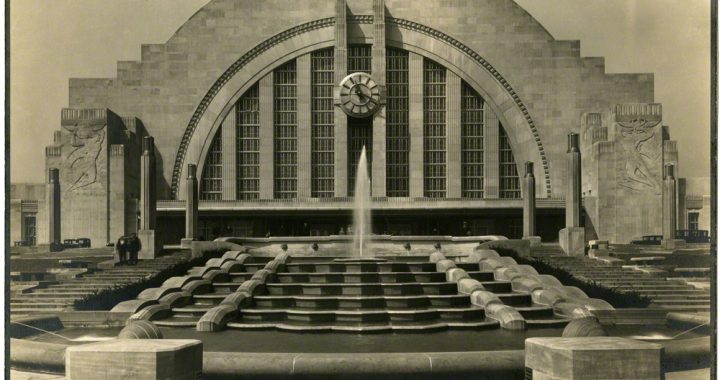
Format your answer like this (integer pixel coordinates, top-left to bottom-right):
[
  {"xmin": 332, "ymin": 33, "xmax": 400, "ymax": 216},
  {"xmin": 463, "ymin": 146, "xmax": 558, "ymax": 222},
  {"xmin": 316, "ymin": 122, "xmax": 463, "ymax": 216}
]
[{"xmin": 116, "ymin": 233, "xmax": 140, "ymax": 265}]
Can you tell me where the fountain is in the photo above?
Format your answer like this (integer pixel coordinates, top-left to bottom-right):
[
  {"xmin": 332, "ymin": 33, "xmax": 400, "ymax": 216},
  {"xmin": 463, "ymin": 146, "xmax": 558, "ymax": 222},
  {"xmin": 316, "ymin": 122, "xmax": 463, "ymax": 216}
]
[{"xmin": 352, "ymin": 146, "xmax": 372, "ymax": 257}]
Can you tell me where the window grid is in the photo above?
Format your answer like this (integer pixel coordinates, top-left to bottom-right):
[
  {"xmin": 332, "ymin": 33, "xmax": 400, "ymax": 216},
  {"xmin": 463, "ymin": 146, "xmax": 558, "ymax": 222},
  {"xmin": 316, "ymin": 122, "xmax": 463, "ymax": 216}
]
[
  {"xmin": 236, "ymin": 84, "xmax": 260, "ymax": 200},
  {"xmin": 348, "ymin": 117, "xmax": 373, "ymax": 197},
  {"xmin": 386, "ymin": 48, "xmax": 410, "ymax": 197},
  {"xmin": 499, "ymin": 126, "xmax": 521, "ymax": 199},
  {"xmin": 423, "ymin": 59, "xmax": 447, "ymax": 198},
  {"xmin": 688, "ymin": 212, "xmax": 699, "ymax": 231},
  {"xmin": 200, "ymin": 129, "xmax": 223, "ymax": 200},
  {"xmin": 273, "ymin": 60, "xmax": 298, "ymax": 199},
  {"xmin": 311, "ymin": 49, "xmax": 335, "ymax": 198},
  {"xmin": 461, "ymin": 82, "xmax": 484, "ymax": 198},
  {"xmin": 348, "ymin": 45, "xmax": 372, "ymax": 74}
]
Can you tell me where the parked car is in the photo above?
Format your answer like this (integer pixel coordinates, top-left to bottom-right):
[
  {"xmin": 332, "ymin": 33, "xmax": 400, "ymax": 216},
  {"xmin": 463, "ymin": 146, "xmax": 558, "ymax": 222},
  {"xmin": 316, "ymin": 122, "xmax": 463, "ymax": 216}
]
[
  {"xmin": 62, "ymin": 239, "xmax": 79, "ymax": 248},
  {"xmin": 630, "ymin": 235, "xmax": 662, "ymax": 245},
  {"xmin": 676, "ymin": 230, "xmax": 709, "ymax": 243},
  {"xmin": 76, "ymin": 238, "xmax": 91, "ymax": 248}
]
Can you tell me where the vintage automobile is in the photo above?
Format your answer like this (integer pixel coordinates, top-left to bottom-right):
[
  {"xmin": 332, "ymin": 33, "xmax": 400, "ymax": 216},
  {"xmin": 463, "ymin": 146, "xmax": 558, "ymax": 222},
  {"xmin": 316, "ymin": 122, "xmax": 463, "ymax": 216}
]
[
  {"xmin": 630, "ymin": 235, "xmax": 663, "ymax": 245},
  {"xmin": 676, "ymin": 230, "xmax": 710, "ymax": 243}
]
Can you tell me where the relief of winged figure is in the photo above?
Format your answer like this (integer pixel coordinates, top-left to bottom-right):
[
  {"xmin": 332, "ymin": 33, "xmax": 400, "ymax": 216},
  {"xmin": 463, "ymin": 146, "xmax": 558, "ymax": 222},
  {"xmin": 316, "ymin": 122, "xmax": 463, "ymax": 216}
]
[
  {"xmin": 62, "ymin": 124, "xmax": 106, "ymax": 193},
  {"xmin": 616, "ymin": 117, "xmax": 662, "ymax": 194}
]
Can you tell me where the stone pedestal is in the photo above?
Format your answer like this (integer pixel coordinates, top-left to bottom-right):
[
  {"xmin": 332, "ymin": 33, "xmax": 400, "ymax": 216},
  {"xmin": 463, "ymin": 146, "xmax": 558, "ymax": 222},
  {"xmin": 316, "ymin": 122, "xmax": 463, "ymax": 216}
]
[
  {"xmin": 522, "ymin": 236, "xmax": 541, "ymax": 247},
  {"xmin": 525, "ymin": 337, "xmax": 663, "ymax": 380},
  {"xmin": 66, "ymin": 339, "xmax": 202, "ymax": 380},
  {"xmin": 138, "ymin": 229, "xmax": 159, "ymax": 260},
  {"xmin": 661, "ymin": 238, "xmax": 686, "ymax": 250},
  {"xmin": 180, "ymin": 238, "xmax": 194, "ymax": 249},
  {"xmin": 559, "ymin": 227, "xmax": 585, "ymax": 256}
]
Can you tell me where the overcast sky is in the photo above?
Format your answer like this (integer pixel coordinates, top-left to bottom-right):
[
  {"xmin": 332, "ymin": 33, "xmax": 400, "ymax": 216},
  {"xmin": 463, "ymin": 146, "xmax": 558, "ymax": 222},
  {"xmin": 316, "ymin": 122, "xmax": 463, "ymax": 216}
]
[{"xmin": 9, "ymin": 0, "xmax": 711, "ymax": 183}]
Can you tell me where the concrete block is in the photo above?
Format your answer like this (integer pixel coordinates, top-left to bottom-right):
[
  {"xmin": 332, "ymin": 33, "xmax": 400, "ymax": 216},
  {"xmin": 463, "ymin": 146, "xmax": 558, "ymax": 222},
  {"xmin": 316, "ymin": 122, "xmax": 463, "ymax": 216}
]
[
  {"xmin": 137, "ymin": 287, "xmax": 179, "ymax": 301},
  {"xmin": 446, "ymin": 268, "xmax": 470, "ymax": 282},
  {"xmin": 181, "ymin": 279, "xmax": 212, "ymax": 295},
  {"xmin": 159, "ymin": 290, "xmax": 192, "ymax": 308},
  {"xmin": 129, "ymin": 304, "xmax": 172, "ymax": 321},
  {"xmin": 180, "ymin": 238, "xmax": 194, "ymax": 249},
  {"xmin": 110, "ymin": 299, "xmax": 158, "ymax": 314},
  {"xmin": 559, "ymin": 227, "xmax": 585, "ymax": 256},
  {"xmin": 457, "ymin": 278, "xmax": 485, "ymax": 294},
  {"xmin": 197, "ymin": 304, "xmax": 238, "ymax": 332},
  {"xmin": 221, "ymin": 292, "xmax": 251, "ymax": 308},
  {"xmin": 138, "ymin": 229, "xmax": 160, "ymax": 260},
  {"xmin": 436, "ymin": 259, "xmax": 457, "ymax": 272},
  {"xmin": 662, "ymin": 239, "xmax": 686, "ymax": 250},
  {"xmin": 429, "ymin": 251, "xmax": 446, "ymax": 263},
  {"xmin": 66, "ymin": 339, "xmax": 202, "ymax": 380},
  {"xmin": 466, "ymin": 249, "xmax": 499, "ymax": 263},
  {"xmin": 525, "ymin": 337, "xmax": 663, "ymax": 379},
  {"xmin": 486, "ymin": 304, "xmax": 526, "ymax": 330},
  {"xmin": 163, "ymin": 275, "xmax": 199, "ymax": 288},
  {"xmin": 237, "ymin": 279, "xmax": 265, "ymax": 295},
  {"xmin": 522, "ymin": 236, "xmax": 542, "ymax": 247},
  {"xmin": 221, "ymin": 250, "xmax": 244, "ymax": 260}
]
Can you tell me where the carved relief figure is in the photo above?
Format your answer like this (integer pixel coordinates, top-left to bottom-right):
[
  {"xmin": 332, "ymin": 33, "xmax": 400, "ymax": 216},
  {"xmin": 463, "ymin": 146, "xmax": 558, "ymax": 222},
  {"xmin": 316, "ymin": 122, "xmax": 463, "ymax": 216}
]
[
  {"xmin": 62, "ymin": 124, "xmax": 106, "ymax": 192},
  {"xmin": 616, "ymin": 118, "xmax": 662, "ymax": 193}
]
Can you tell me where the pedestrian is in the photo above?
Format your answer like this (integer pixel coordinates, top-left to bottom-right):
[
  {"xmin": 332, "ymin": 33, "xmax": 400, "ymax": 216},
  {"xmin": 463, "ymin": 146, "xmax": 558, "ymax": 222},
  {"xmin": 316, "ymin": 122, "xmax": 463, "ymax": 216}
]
[
  {"xmin": 116, "ymin": 235, "xmax": 128, "ymax": 265},
  {"xmin": 128, "ymin": 233, "xmax": 141, "ymax": 265}
]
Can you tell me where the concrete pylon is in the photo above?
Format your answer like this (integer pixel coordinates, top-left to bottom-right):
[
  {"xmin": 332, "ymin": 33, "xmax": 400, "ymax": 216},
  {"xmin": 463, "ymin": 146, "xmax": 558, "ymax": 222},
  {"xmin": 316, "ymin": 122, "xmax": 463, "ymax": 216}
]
[
  {"xmin": 522, "ymin": 162, "xmax": 540, "ymax": 246},
  {"xmin": 138, "ymin": 136, "xmax": 159, "ymax": 259},
  {"xmin": 47, "ymin": 168, "xmax": 62, "ymax": 251},
  {"xmin": 140, "ymin": 137, "xmax": 156, "ymax": 230},
  {"xmin": 565, "ymin": 133, "xmax": 581, "ymax": 228},
  {"xmin": 559, "ymin": 133, "xmax": 585, "ymax": 255},
  {"xmin": 662, "ymin": 164, "xmax": 683, "ymax": 249},
  {"xmin": 183, "ymin": 164, "xmax": 199, "ymax": 246}
]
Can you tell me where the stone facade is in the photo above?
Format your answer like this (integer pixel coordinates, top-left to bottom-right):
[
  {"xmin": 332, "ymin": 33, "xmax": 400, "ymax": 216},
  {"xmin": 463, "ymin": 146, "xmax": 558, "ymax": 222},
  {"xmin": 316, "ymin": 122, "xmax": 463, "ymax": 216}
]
[
  {"xmin": 42, "ymin": 109, "xmax": 141, "ymax": 247},
  {"xmin": 29, "ymin": 0, "xmax": 701, "ymax": 244}
]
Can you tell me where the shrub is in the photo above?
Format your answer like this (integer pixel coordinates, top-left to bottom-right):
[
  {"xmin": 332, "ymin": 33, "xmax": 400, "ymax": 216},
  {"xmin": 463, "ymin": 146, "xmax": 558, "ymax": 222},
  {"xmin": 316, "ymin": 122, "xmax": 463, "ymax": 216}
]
[
  {"xmin": 493, "ymin": 248, "xmax": 651, "ymax": 308},
  {"xmin": 73, "ymin": 251, "xmax": 224, "ymax": 311}
]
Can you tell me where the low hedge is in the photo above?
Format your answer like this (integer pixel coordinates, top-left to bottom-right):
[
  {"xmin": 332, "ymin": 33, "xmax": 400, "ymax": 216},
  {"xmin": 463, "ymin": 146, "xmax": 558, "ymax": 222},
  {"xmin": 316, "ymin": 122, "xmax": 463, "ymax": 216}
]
[
  {"xmin": 493, "ymin": 248, "xmax": 651, "ymax": 308},
  {"xmin": 73, "ymin": 250, "xmax": 226, "ymax": 310}
]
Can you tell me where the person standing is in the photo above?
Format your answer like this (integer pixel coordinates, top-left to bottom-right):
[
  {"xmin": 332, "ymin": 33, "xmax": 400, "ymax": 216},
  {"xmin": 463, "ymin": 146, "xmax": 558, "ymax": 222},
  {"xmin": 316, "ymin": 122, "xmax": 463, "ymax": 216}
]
[
  {"xmin": 128, "ymin": 233, "xmax": 141, "ymax": 265},
  {"xmin": 116, "ymin": 235, "xmax": 128, "ymax": 265}
]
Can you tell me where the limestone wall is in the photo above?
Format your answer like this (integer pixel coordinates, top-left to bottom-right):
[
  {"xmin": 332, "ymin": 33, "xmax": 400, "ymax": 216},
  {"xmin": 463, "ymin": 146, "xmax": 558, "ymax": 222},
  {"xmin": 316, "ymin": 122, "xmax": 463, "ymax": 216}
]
[{"xmin": 65, "ymin": 0, "xmax": 654, "ymax": 199}]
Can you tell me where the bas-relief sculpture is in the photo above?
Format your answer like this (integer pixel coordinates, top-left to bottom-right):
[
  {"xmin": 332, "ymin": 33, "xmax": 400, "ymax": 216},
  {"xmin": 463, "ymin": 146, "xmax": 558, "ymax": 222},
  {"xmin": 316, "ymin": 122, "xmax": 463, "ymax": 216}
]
[
  {"xmin": 61, "ymin": 124, "xmax": 106, "ymax": 193},
  {"xmin": 615, "ymin": 115, "xmax": 662, "ymax": 195}
]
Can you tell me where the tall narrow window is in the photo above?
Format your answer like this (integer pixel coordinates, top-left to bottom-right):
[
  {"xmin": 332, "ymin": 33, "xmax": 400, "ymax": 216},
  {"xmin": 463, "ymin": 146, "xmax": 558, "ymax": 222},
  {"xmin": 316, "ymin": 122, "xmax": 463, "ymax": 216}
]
[
  {"xmin": 200, "ymin": 129, "xmax": 223, "ymax": 200},
  {"xmin": 386, "ymin": 48, "xmax": 409, "ymax": 197},
  {"xmin": 348, "ymin": 117, "xmax": 372, "ymax": 196},
  {"xmin": 348, "ymin": 45, "xmax": 372, "ymax": 74},
  {"xmin": 311, "ymin": 49, "xmax": 335, "ymax": 198},
  {"xmin": 499, "ymin": 126, "xmax": 521, "ymax": 199},
  {"xmin": 273, "ymin": 60, "xmax": 297, "ymax": 199},
  {"xmin": 688, "ymin": 212, "xmax": 699, "ymax": 231},
  {"xmin": 423, "ymin": 59, "xmax": 446, "ymax": 198},
  {"xmin": 236, "ymin": 84, "xmax": 260, "ymax": 200},
  {"xmin": 461, "ymin": 82, "xmax": 484, "ymax": 198}
]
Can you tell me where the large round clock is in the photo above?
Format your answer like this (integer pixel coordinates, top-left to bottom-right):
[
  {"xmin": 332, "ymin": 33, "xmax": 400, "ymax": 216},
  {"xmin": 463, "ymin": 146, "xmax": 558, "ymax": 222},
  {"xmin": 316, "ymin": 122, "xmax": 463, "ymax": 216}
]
[{"xmin": 338, "ymin": 72, "xmax": 382, "ymax": 118}]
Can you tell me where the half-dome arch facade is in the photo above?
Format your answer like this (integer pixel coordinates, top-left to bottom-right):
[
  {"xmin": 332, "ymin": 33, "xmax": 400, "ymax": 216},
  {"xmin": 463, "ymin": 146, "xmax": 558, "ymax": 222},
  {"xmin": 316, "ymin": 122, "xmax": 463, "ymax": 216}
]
[{"xmin": 42, "ymin": 0, "xmax": 672, "ymax": 245}]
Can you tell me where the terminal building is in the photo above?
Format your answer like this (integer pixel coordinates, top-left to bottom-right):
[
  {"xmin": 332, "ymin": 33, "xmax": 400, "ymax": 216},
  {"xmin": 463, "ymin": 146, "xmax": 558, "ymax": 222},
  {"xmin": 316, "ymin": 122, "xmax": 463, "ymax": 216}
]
[{"xmin": 10, "ymin": 0, "xmax": 711, "ymax": 247}]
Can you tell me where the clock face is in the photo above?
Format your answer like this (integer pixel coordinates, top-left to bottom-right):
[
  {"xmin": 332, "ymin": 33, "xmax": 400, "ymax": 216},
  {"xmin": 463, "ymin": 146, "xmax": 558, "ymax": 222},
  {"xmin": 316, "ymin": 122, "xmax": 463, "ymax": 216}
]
[{"xmin": 338, "ymin": 72, "xmax": 382, "ymax": 118}]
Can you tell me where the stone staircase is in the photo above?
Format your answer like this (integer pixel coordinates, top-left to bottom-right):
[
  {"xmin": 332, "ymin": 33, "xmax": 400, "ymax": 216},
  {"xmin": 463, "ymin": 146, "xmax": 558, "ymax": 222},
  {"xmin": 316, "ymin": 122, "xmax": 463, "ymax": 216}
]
[
  {"xmin": 529, "ymin": 247, "xmax": 711, "ymax": 313},
  {"xmin": 10, "ymin": 252, "xmax": 190, "ymax": 315},
  {"xmin": 152, "ymin": 255, "xmax": 569, "ymax": 332}
]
